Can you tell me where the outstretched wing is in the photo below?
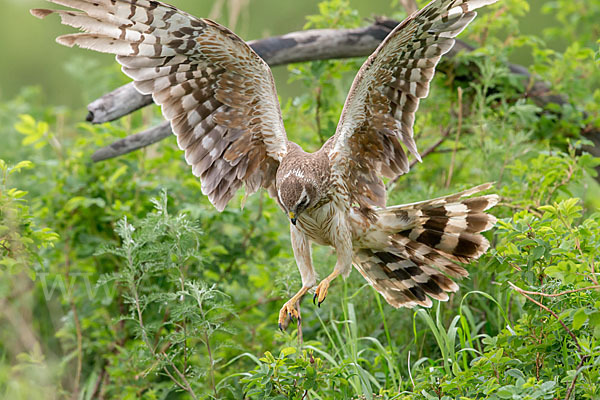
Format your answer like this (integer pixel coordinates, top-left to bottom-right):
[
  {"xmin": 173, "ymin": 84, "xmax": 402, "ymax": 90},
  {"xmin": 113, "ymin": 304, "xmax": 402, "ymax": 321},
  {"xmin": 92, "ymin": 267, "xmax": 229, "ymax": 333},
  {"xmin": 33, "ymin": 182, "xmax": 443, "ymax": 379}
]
[
  {"xmin": 32, "ymin": 0, "xmax": 288, "ymax": 211},
  {"xmin": 327, "ymin": 0, "xmax": 498, "ymax": 209}
]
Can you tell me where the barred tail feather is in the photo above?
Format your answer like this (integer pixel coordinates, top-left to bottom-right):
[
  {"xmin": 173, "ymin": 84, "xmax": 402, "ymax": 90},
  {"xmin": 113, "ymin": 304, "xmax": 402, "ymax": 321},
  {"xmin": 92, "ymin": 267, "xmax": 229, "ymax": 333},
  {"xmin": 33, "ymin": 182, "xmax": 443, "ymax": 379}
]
[{"xmin": 354, "ymin": 183, "xmax": 498, "ymax": 308}]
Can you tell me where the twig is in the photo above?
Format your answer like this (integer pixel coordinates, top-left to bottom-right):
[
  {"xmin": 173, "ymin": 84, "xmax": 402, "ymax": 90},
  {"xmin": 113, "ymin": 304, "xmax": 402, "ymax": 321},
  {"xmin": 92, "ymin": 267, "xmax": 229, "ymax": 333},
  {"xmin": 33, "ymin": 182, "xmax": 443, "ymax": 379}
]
[
  {"xmin": 514, "ymin": 280, "xmax": 599, "ymax": 396},
  {"xmin": 387, "ymin": 127, "xmax": 451, "ymax": 189},
  {"xmin": 90, "ymin": 364, "xmax": 107, "ymax": 399},
  {"xmin": 446, "ymin": 87, "xmax": 463, "ymax": 188},
  {"xmin": 565, "ymin": 355, "xmax": 588, "ymax": 400},
  {"xmin": 64, "ymin": 229, "xmax": 83, "ymax": 400},
  {"xmin": 204, "ymin": 331, "xmax": 218, "ymax": 399},
  {"xmin": 510, "ymin": 285, "xmax": 600, "ymax": 298},
  {"xmin": 297, "ymin": 297, "xmax": 304, "ymax": 346},
  {"xmin": 497, "ymin": 201, "xmax": 543, "ymax": 218},
  {"xmin": 160, "ymin": 352, "xmax": 199, "ymax": 398},
  {"xmin": 129, "ymin": 264, "xmax": 198, "ymax": 399},
  {"xmin": 590, "ymin": 260, "xmax": 599, "ymax": 286},
  {"xmin": 508, "ymin": 282, "xmax": 582, "ymax": 354},
  {"xmin": 315, "ymin": 86, "xmax": 325, "ymax": 145},
  {"xmin": 194, "ymin": 295, "xmax": 217, "ymax": 399}
]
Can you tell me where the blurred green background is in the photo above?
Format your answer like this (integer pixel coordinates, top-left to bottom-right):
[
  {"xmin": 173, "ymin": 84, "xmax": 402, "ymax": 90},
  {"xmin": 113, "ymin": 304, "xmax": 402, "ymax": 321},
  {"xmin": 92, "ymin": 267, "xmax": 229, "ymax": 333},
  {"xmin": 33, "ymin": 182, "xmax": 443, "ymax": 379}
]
[{"xmin": 1, "ymin": 0, "xmax": 557, "ymax": 112}]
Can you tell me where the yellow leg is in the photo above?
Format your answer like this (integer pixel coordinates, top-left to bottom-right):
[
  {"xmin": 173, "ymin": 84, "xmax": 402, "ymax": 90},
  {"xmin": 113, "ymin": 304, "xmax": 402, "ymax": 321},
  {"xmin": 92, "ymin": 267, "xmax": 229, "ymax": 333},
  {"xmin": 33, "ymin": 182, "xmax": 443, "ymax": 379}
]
[
  {"xmin": 278, "ymin": 286, "xmax": 310, "ymax": 331},
  {"xmin": 313, "ymin": 269, "xmax": 341, "ymax": 307}
]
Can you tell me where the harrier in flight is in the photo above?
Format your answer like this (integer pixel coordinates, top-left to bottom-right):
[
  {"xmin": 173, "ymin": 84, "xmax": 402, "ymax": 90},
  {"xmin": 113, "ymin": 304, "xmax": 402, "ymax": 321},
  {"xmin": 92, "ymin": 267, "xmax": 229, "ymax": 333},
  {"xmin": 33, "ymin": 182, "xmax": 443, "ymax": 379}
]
[{"xmin": 33, "ymin": 0, "xmax": 499, "ymax": 330}]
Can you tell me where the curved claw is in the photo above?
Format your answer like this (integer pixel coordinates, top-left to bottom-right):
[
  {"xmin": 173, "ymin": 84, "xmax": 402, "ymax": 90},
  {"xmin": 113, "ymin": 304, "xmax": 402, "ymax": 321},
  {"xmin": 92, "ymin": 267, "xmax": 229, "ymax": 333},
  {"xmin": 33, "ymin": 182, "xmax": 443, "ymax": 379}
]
[
  {"xmin": 313, "ymin": 279, "xmax": 331, "ymax": 307},
  {"xmin": 313, "ymin": 292, "xmax": 317, "ymax": 305},
  {"xmin": 278, "ymin": 300, "xmax": 300, "ymax": 331}
]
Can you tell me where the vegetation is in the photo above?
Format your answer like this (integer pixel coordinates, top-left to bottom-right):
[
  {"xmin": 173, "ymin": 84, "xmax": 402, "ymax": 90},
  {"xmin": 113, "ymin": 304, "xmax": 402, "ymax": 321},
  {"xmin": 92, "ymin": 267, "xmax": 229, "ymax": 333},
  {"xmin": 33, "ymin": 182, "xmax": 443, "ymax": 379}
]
[{"xmin": 2, "ymin": 0, "xmax": 600, "ymax": 398}]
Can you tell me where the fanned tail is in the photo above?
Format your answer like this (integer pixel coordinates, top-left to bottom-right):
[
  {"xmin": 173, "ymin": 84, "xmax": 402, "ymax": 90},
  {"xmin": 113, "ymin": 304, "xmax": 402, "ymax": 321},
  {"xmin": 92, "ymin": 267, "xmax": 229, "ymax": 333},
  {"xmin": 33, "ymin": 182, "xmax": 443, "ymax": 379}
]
[{"xmin": 354, "ymin": 183, "xmax": 498, "ymax": 308}]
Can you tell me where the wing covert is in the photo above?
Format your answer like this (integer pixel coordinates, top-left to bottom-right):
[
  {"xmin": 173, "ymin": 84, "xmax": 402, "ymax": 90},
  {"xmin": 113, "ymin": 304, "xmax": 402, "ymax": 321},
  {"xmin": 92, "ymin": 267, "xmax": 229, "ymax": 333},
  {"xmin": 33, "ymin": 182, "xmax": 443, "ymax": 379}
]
[{"xmin": 32, "ymin": 0, "xmax": 288, "ymax": 211}]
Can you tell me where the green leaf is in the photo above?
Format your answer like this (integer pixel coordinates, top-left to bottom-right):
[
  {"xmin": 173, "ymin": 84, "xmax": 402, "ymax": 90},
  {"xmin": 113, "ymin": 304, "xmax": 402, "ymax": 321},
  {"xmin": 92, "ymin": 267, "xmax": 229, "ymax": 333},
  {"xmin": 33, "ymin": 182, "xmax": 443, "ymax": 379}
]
[
  {"xmin": 9, "ymin": 160, "xmax": 34, "ymax": 174},
  {"xmin": 572, "ymin": 308, "xmax": 588, "ymax": 330},
  {"xmin": 538, "ymin": 205, "xmax": 556, "ymax": 214},
  {"xmin": 280, "ymin": 347, "xmax": 297, "ymax": 358},
  {"xmin": 496, "ymin": 387, "xmax": 514, "ymax": 399},
  {"xmin": 531, "ymin": 246, "xmax": 545, "ymax": 260},
  {"xmin": 506, "ymin": 368, "xmax": 525, "ymax": 380}
]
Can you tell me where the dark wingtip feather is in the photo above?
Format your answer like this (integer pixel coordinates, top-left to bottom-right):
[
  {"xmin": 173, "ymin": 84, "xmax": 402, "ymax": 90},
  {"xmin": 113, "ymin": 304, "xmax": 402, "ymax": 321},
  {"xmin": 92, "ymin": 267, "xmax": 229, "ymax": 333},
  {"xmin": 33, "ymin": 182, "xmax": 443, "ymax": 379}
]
[{"xmin": 31, "ymin": 9, "xmax": 53, "ymax": 19}]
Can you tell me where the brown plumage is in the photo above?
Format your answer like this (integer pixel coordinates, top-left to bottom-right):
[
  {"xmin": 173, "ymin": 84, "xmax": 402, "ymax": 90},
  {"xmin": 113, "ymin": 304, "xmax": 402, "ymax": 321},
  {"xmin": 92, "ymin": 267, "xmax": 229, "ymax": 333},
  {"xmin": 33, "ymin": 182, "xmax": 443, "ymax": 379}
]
[{"xmin": 32, "ymin": 0, "xmax": 500, "ymax": 329}]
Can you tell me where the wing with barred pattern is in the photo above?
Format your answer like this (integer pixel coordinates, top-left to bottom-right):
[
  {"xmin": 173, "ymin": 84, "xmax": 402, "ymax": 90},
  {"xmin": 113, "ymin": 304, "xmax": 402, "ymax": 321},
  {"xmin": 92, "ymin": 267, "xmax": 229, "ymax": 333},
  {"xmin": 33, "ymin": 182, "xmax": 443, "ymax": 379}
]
[
  {"xmin": 328, "ymin": 0, "xmax": 498, "ymax": 210},
  {"xmin": 32, "ymin": 0, "xmax": 288, "ymax": 211}
]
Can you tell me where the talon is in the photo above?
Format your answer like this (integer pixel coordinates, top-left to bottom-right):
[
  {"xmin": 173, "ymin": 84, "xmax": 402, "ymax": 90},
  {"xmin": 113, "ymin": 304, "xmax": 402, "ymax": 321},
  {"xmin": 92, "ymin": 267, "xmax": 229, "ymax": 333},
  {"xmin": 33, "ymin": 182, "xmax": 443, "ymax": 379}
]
[
  {"xmin": 278, "ymin": 286, "xmax": 310, "ymax": 331},
  {"xmin": 313, "ymin": 293, "xmax": 317, "ymax": 305},
  {"xmin": 314, "ymin": 275, "xmax": 336, "ymax": 307}
]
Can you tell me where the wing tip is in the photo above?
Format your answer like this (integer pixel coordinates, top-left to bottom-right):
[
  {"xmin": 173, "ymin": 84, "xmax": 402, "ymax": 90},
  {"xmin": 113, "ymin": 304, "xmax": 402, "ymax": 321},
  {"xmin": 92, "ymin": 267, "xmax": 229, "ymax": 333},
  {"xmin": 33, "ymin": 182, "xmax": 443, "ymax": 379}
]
[
  {"xmin": 56, "ymin": 34, "xmax": 77, "ymax": 47},
  {"xmin": 31, "ymin": 8, "xmax": 53, "ymax": 19}
]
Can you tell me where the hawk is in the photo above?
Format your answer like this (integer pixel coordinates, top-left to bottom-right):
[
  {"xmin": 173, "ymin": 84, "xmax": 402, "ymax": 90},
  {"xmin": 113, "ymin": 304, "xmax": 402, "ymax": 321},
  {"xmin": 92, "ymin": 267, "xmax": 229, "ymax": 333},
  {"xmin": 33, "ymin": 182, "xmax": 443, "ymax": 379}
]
[{"xmin": 32, "ymin": 0, "xmax": 499, "ymax": 330}]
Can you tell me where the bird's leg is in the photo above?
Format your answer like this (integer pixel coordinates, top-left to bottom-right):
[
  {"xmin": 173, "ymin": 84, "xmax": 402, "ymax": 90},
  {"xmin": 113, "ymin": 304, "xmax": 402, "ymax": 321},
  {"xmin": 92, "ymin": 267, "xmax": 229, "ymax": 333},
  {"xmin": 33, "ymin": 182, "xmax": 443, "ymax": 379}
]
[
  {"xmin": 313, "ymin": 269, "xmax": 341, "ymax": 307},
  {"xmin": 279, "ymin": 225, "xmax": 316, "ymax": 331},
  {"xmin": 313, "ymin": 224, "xmax": 353, "ymax": 307}
]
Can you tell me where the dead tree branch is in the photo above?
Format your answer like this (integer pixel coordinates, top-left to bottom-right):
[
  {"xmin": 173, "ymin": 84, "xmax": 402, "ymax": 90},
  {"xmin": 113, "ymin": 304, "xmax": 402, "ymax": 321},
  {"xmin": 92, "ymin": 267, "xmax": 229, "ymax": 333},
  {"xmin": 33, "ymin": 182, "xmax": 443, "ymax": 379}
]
[
  {"xmin": 92, "ymin": 121, "xmax": 171, "ymax": 162},
  {"xmin": 85, "ymin": 18, "xmax": 599, "ymax": 162}
]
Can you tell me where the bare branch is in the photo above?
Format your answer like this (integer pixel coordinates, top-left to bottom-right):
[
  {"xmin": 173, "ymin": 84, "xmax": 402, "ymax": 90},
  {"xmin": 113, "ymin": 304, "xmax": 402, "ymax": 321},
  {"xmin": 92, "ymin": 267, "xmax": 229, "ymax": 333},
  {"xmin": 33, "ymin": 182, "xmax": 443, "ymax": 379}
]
[
  {"xmin": 387, "ymin": 127, "xmax": 451, "ymax": 189},
  {"xmin": 91, "ymin": 121, "xmax": 172, "ymax": 162},
  {"xmin": 445, "ymin": 87, "xmax": 464, "ymax": 188},
  {"xmin": 87, "ymin": 83, "xmax": 152, "ymax": 124}
]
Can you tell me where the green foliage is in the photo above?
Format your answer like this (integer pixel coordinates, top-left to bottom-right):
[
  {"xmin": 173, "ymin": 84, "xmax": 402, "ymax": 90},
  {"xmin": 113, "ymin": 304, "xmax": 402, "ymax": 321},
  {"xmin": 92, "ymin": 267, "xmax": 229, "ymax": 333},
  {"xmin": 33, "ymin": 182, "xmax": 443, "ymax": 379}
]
[
  {"xmin": 0, "ymin": 160, "xmax": 59, "ymax": 399},
  {"xmin": 97, "ymin": 193, "xmax": 232, "ymax": 398},
  {"xmin": 0, "ymin": 160, "xmax": 58, "ymax": 274},
  {"xmin": 2, "ymin": 0, "xmax": 600, "ymax": 399},
  {"xmin": 240, "ymin": 348, "xmax": 353, "ymax": 399}
]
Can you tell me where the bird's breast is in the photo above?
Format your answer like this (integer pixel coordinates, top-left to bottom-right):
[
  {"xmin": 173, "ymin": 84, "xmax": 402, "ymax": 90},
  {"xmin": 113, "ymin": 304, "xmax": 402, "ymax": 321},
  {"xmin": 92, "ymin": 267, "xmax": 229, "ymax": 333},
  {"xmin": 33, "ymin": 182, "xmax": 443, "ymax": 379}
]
[{"xmin": 296, "ymin": 201, "xmax": 338, "ymax": 246}]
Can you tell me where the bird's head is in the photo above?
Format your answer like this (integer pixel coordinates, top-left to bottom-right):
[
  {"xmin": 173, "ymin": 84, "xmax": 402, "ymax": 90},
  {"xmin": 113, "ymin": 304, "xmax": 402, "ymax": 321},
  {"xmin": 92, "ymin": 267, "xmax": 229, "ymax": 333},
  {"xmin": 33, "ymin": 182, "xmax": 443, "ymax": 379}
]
[{"xmin": 277, "ymin": 173, "xmax": 319, "ymax": 225}]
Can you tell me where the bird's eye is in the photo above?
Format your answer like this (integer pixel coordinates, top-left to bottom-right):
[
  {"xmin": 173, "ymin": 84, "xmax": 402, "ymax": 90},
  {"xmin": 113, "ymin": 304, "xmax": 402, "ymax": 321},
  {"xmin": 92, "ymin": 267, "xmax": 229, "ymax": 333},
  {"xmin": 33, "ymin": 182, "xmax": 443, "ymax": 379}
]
[{"xmin": 298, "ymin": 197, "xmax": 308, "ymax": 209}]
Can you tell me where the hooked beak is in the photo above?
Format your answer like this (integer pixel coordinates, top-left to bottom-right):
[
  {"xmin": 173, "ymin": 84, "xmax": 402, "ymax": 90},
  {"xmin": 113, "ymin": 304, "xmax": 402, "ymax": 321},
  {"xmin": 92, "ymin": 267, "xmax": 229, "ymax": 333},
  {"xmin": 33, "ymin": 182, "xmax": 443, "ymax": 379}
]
[{"xmin": 288, "ymin": 211, "xmax": 297, "ymax": 225}]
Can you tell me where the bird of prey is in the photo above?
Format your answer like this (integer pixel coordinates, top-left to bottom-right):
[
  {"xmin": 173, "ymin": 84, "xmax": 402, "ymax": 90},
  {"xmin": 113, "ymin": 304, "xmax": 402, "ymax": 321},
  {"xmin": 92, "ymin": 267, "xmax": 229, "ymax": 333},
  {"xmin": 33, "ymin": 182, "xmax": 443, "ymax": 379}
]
[{"xmin": 32, "ymin": 0, "xmax": 499, "ymax": 330}]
